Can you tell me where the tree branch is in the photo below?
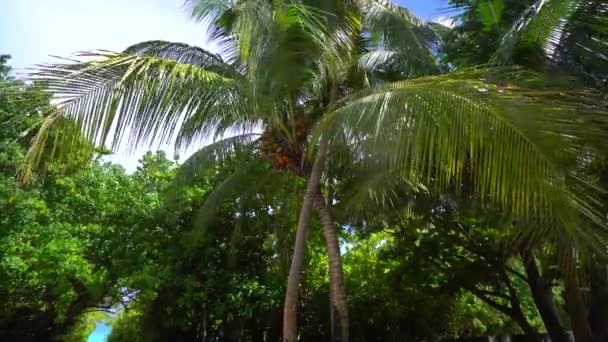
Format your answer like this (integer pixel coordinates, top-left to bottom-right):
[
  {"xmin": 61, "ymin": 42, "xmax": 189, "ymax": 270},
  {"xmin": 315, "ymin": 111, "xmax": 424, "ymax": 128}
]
[
  {"xmin": 475, "ymin": 288, "xmax": 511, "ymax": 301},
  {"xmin": 506, "ymin": 265, "xmax": 528, "ymax": 282},
  {"xmin": 84, "ymin": 307, "xmax": 116, "ymax": 314},
  {"xmin": 500, "ymin": 267, "xmax": 519, "ymax": 300},
  {"xmin": 467, "ymin": 287, "xmax": 513, "ymax": 315}
]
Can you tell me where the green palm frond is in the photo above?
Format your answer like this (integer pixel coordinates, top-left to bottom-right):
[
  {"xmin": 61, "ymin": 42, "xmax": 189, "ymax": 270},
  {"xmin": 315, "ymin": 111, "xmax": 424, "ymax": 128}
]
[
  {"xmin": 124, "ymin": 40, "xmax": 241, "ymax": 77},
  {"xmin": 491, "ymin": 0, "xmax": 579, "ymax": 65},
  {"xmin": 187, "ymin": 0, "xmax": 330, "ymax": 76},
  {"xmin": 337, "ymin": 167, "xmax": 422, "ymax": 222},
  {"xmin": 29, "ymin": 45, "xmax": 241, "ymax": 157},
  {"xmin": 173, "ymin": 133, "xmax": 260, "ymax": 186},
  {"xmin": 18, "ymin": 113, "xmax": 95, "ymax": 183},
  {"xmin": 358, "ymin": 50, "xmax": 400, "ymax": 71},
  {"xmin": 477, "ymin": 0, "xmax": 505, "ymax": 32},
  {"xmin": 185, "ymin": 0, "xmax": 235, "ymax": 35},
  {"xmin": 191, "ymin": 157, "xmax": 293, "ymax": 238},
  {"xmin": 320, "ymin": 67, "xmax": 607, "ymax": 245},
  {"xmin": 551, "ymin": 0, "xmax": 608, "ymax": 86},
  {"xmin": 361, "ymin": 0, "xmax": 439, "ymax": 75},
  {"xmin": 192, "ymin": 163, "xmax": 252, "ymax": 232}
]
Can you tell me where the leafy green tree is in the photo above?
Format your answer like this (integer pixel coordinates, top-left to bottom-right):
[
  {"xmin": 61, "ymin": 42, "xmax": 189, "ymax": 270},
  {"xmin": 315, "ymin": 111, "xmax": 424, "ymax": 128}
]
[
  {"xmin": 0, "ymin": 56, "xmax": 161, "ymax": 340},
  {"xmin": 61, "ymin": 311, "xmax": 113, "ymax": 342},
  {"xmin": 21, "ymin": 2, "xmax": 608, "ymax": 341},
  {"xmin": 107, "ymin": 309, "xmax": 144, "ymax": 342}
]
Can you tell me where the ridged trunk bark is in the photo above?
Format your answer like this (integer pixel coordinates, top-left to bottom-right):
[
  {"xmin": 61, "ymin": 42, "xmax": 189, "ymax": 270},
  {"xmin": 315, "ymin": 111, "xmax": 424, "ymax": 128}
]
[
  {"xmin": 588, "ymin": 261, "xmax": 608, "ymax": 341},
  {"xmin": 564, "ymin": 272, "xmax": 595, "ymax": 342},
  {"xmin": 283, "ymin": 134, "xmax": 329, "ymax": 342},
  {"xmin": 522, "ymin": 254, "xmax": 569, "ymax": 342},
  {"xmin": 313, "ymin": 191, "xmax": 349, "ymax": 342}
]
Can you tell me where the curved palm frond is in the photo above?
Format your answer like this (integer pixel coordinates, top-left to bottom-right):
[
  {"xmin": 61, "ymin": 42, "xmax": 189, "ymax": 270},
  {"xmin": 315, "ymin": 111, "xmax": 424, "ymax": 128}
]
[
  {"xmin": 319, "ymin": 67, "xmax": 608, "ymax": 246},
  {"xmin": 173, "ymin": 133, "xmax": 260, "ymax": 186},
  {"xmin": 184, "ymin": 0, "xmax": 234, "ymax": 35},
  {"xmin": 28, "ymin": 43, "xmax": 247, "ymax": 160},
  {"xmin": 490, "ymin": 0, "xmax": 579, "ymax": 65},
  {"xmin": 551, "ymin": 0, "xmax": 608, "ymax": 86},
  {"xmin": 187, "ymin": 0, "xmax": 329, "ymax": 77},
  {"xmin": 17, "ymin": 113, "xmax": 96, "ymax": 183},
  {"xmin": 124, "ymin": 40, "xmax": 242, "ymax": 77},
  {"xmin": 361, "ymin": 0, "xmax": 439, "ymax": 77},
  {"xmin": 191, "ymin": 156, "xmax": 294, "ymax": 237}
]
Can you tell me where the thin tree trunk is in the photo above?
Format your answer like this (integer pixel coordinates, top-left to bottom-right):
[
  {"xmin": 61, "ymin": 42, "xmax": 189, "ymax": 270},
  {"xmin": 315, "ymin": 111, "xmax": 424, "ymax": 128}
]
[
  {"xmin": 512, "ymin": 306, "xmax": 536, "ymax": 336},
  {"xmin": 564, "ymin": 272, "xmax": 594, "ymax": 342},
  {"xmin": 283, "ymin": 134, "xmax": 329, "ymax": 342},
  {"xmin": 588, "ymin": 259, "xmax": 608, "ymax": 342},
  {"xmin": 522, "ymin": 253, "xmax": 570, "ymax": 342},
  {"xmin": 561, "ymin": 246, "xmax": 594, "ymax": 342},
  {"xmin": 313, "ymin": 191, "xmax": 349, "ymax": 342},
  {"xmin": 589, "ymin": 162, "xmax": 608, "ymax": 340}
]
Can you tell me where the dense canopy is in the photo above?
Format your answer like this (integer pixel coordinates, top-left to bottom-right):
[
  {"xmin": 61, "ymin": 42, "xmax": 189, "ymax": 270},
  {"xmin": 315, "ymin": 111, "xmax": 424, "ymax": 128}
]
[{"xmin": 1, "ymin": 0, "xmax": 607, "ymax": 341}]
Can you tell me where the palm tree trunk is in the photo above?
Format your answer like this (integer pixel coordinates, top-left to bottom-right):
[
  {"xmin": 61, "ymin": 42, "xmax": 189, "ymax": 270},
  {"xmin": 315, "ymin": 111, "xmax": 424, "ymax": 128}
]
[
  {"xmin": 564, "ymin": 272, "xmax": 594, "ymax": 342},
  {"xmin": 313, "ymin": 191, "xmax": 349, "ymax": 342},
  {"xmin": 588, "ymin": 259, "xmax": 608, "ymax": 342},
  {"xmin": 283, "ymin": 134, "xmax": 329, "ymax": 342}
]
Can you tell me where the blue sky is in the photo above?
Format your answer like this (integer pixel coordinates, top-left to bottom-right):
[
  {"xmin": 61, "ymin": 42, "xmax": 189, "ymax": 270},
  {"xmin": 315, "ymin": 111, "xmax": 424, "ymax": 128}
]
[
  {"xmin": 1, "ymin": 0, "xmax": 449, "ymax": 71},
  {"xmin": 0, "ymin": 0, "xmax": 449, "ymax": 170},
  {"xmin": 87, "ymin": 322, "xmax": 111, "ymax": 342}
]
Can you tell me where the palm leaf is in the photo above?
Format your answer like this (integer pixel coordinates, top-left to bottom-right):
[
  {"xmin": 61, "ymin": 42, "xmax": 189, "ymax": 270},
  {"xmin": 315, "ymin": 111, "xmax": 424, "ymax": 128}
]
[
  {"xmin": 491, "ymin": 0, "xmax": 579, "ymax": 65},
  {"xmin": 361, "ymin": 0, "xmax": 439, "ymax": 76},
  {"xmin": 124, "ymin": 40, "xmax": 241, "ymax": 77},
  {"xmin": 173, "ymin": 133, "xmax": 260, "ymax": 186},
  {"xmin": 320, "ymin": 67, "xmax": 608, "ymax": 246},
  {"xmin": 18, "ymin": 113, "xmax": 95, "ymax": 183},
  {"xmin": 28, "ymin": 43, "xmax": 243, "ymax": 159}
]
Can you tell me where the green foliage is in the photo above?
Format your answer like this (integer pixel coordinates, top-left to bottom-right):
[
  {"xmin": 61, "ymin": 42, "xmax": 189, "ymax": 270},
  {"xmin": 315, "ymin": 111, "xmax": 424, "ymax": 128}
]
[
  {"xmin": 0, "ymin": 56, "xmax": 162, "ymax": 340},
  {"xmin": 439, "ymin": 0, "xmax": 536, "ymax": 67},
  {"xmin": 478, "ymin": 0, "xmax": 505, "ymax": 32},
  {"xmin": 1, "ymin": 0, "xmax": 607, "ymax": 340},
  {"xmin": 61, "ymin": 311, "xmax": 112, "ymax": 342},
  {"xmin": 107, "ymin": 309, "xmax": 144, "ymax": 342}
]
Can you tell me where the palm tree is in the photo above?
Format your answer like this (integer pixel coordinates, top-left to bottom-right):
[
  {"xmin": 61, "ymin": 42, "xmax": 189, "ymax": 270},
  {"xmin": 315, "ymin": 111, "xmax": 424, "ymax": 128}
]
[
  {"xmin": 24, "ymin": 0, "xmax": 607, "ymax": 341},
  {"xmin": 25, "ymin": 1, "xmax": 439, "ymax": 340}
]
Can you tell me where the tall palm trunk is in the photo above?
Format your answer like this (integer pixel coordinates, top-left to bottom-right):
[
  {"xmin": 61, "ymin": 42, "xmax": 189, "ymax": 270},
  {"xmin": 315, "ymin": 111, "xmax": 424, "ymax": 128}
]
[
  {"xmin": 588, "ymin": 259, "xmax": 608, "ymax": 342},
  {"xmin": 563, "ymin": 248, "xmax": 594, "ymax": 342},
  {"xmin": 283, "ymin": 134, "xmax": 329, "ymax": 342},
  {"xmin": 564, "ymin": 272, "xmax": 595, "ymax": 342},
  {"xmin": 313, "ymin": 191, "xmax": 349, "ymax": 342}
]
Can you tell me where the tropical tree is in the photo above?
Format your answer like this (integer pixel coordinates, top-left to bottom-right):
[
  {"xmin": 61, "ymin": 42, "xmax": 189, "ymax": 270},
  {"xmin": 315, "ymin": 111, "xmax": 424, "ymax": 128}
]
[
  {"xmin": 24, "ymin": 1, "xmax": 437, "ymax": 340},
  {"xmin": 23, "ymin": 1, "xmax": 608, "ymax": 341}
]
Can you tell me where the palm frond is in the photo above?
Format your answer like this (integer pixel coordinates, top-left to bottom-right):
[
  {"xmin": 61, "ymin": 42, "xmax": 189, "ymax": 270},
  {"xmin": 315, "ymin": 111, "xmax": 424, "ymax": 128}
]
[
  {"xmin": 185, "ymin": 0, "xmax": 234, "ymax": 35},
  {"xmin": 18, "ymin": 113, "xmax": 95, "ymax": 183},
  {"xmin": 124, "ymin": 40, "xmax": 241, "ymax": 77},
  {"xmin": 491, "ymin": 0, "xmax": 579, "ymax": 65},
  {"xmin": 173, "ymin": 133, "xmax": 260, "ymax": 186},
  {"xmin": 29, "ymin": 46, "xmax": 240, "ymax": 157},
  {"xmin": 320, "ymin": 67, "xmax": 608, "ymax": 245},
  {"xmin": 191, "ymin": 157, "xmax": 293, "ymax": 237},
  {"xmin": 361, "ymin": 0, "xmax": 439, "ymax": 76},
  {"xmin": 550, "ymin": 0, "xmax": 608, "ymax": 86}
]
